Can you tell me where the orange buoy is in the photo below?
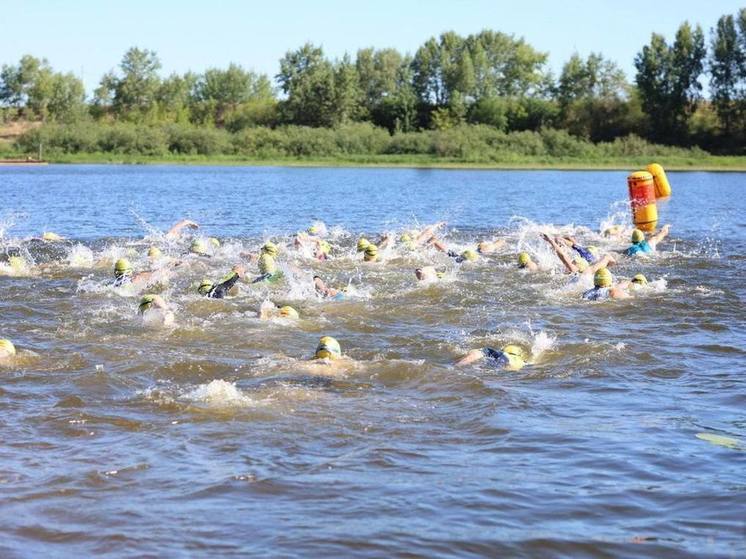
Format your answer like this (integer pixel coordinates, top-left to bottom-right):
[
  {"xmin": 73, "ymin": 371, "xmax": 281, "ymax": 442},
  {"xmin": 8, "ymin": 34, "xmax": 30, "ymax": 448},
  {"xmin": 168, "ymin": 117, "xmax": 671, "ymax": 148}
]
[
  {"xmin": 646, "ymin": 163, "xmax": 672, "ymax": 198},
  {"xmin": 627, "ymin": 171, "xmax": 658, "ymax": 232}
]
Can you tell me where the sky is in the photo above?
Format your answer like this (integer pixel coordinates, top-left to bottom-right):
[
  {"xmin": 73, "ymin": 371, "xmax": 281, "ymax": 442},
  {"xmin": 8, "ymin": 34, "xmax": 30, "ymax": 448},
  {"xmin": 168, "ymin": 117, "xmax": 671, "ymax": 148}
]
[{"xmin": 1, "ymin": 0, "xmax": 743, "ymax": 93}]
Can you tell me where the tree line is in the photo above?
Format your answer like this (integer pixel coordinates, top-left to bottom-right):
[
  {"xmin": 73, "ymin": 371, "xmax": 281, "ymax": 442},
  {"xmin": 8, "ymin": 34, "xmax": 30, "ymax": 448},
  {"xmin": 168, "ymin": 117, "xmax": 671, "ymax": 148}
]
[{"xmin": 1, "ymin": 9, "xmax": 744, "ymax": 155}]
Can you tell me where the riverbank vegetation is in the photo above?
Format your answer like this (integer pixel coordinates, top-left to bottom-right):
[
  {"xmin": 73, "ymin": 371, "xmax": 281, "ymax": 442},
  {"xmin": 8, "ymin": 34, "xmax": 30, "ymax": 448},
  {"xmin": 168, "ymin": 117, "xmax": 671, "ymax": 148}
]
[{"xmin": 1, "ymin": 8, "xmax": 744, "ymax": 166}]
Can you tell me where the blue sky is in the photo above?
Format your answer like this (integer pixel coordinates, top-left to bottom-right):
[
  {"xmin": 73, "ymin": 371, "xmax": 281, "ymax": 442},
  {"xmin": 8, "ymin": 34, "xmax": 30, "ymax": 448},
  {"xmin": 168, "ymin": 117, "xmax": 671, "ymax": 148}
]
[{"xmin": 1, "ymin": 0, "xmax": 742, "ymax": 93}]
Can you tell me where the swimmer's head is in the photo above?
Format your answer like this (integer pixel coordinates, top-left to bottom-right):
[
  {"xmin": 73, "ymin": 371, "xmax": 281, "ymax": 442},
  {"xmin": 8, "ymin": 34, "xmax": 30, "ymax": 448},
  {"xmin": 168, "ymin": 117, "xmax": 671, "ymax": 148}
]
[
  {"xmin": 502, "ymin": 345, "xmax": 525, "ymax": 360},
  {"xmin": 8, "ymin": 256, "xmax": 26, "ymax": 272},
  {"xmin": 315, "ymin": 336, "xmax": 341, "ymax": 360},
  {"xmin": 594, "ymin": 267, "xmax": 612, "ymax": 288},
  {"xmin": 209, "ymin": 237, "xmax": 221, "ymax": 249},
  {"xmin": 258, "ymin": 254, "xmax": 276, "ymax": 275},
  {"xmin": 261, "ymin": 242, "xmax": 279, "ymax": 258},
  {"xmin": 147, "ymin": 246, "xmax": 162, "ymax": 259},
  {"xmin": 308, "ymin": 225, "xmax": 319, "ymax": 235},
  {"xmin": 477, "ymin": 241, "xmax": 490, "ymax": 254},
  {"xmin": 356, "ymin": 238, "xmax": 370, "ymax": 253},
  {"xmin": 400, "ymin": 233, "xmax": 412, "ymax": 243},
  {"xmin": 138, "ymin": 294, "xmax": 156, "ymax": 314},
  {"xmin": 318, "ymin": 240, "xmax": 331, "ymax": 255},
  {"xmin": 114, "ymin": 258, "xmax": 132, "ymax": 278},
  {"xmin": 631, "ymin": 273, "xmax": 648, "ymax": 285},
  {"xmin": 42, "ymin": 231, "xmax": 63, "ymax": 242},
  {"xmin": 517, "ymin": 252, "xmax": 531, "ymax": 268},
  {"xmin": 190, "ymin": 239, "xmax": 209, "ymax": 255},
  {"xmin": 587, "ymin": 246, "xmax": 600, "ymax": 259},
  {"xmin": 603, "ymin": 225, "xmax": 622, "ymax": 237},
  {"xmin": 460, "ymin": 249, "xmax": 478, "ymax": 262},
  {"xmin": 631, "ymin": 229, "xmax": 645, "ymax": 244},
  {"xmin": 197, "ymin": 279, "xmax": 214, "ymax": 295},
  {"xmin": 0, "ymin": 338, "xmax": 16, "ymax": 358},
  {"xmin": 364, "ymin": 244, "xmax": 378, "ymax": 262},
  {"xmin": 279, "ymin": 305, "xmax": 299, "ymax": 319},
  {"xmin": 573, "ymin": 256, "xmax": 589, "ymax": 272}
]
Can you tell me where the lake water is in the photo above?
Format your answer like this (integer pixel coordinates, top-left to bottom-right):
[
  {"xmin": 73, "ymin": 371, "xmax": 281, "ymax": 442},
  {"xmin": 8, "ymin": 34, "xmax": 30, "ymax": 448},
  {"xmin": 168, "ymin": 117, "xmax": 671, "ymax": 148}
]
[{"xmin": 1, "ymin": 165, "xmax": 744, "ymax": 557}]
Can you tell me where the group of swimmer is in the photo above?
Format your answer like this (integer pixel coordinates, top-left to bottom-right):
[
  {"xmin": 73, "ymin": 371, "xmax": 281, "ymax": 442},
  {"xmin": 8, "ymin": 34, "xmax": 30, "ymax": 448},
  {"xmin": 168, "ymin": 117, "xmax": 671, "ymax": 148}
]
[{"xmin": 0, "ymin": 216, "xmax": 672, "ymax": 373}]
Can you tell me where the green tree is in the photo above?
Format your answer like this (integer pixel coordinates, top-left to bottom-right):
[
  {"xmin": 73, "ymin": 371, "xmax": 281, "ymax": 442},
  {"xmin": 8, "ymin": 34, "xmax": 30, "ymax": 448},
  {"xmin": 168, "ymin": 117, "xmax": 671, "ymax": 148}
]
[
  {"xmin": 101, "ymin": 47, "xmax": 162, "ymax": 120},
  {"xmin": 193, "ymin": 64, "xmax": 273, "ymax": 125},
  {"xmin": 635, "ymin": 23, "xmax": 705, "ymax": 143},
  {"xmin": 277, "ymin": 43, "xmax": 337, "ymax": 126},
  {"xmin": 709, "ymin": 13, "xmax": 746, "ymax": 139}
]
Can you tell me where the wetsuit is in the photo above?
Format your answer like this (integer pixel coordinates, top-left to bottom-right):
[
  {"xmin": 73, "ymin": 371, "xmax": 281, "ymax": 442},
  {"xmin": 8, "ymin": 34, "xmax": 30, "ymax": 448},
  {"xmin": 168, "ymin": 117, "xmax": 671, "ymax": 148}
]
[
  {"xmin": 625, "ymin": 240, "xmax": 653, "ymax": 257},
  {"xmin": 252, "ymin": 271, "xmax": 283, "ymax": 284},
  {"xmin": 113, "ymin": 273, "xmax": 131, "ymax": 287},
  {"xmin": 572, "ymin": 244, "xmax": 595, "ymax": 263},
  {"xmin": 205, "ymin": 272, "xmax": 240, "ymax": 299},
  {"xmin": 482, "ymin": 348, "xmax": 510, "ymax": 366},
  {"xmin": 582, "ymin": 287, "xmax": 611, "ymax": 301}
]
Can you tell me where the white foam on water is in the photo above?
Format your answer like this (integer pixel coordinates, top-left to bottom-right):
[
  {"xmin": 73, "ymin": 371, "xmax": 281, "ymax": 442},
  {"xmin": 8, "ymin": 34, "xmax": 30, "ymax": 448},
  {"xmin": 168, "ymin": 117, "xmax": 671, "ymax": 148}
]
[
  {"xmin": 67, "ymin": 244, "xmax": 95, "ymax": 268},
  {"xmin": 182, "ymin": 379, "xmax": 258, "ymax": 407}
]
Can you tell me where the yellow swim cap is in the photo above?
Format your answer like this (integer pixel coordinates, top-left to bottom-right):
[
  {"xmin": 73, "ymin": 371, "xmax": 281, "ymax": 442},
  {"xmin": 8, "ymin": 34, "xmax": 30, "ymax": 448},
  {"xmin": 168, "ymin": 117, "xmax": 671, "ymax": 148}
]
[
  {"xmin": 400, "ymin": 233, "xmax": 412, "ymax": 243},
  {"xmin": 587, "ymin": 245, "xmax": 600, "ymax": 258},
  {"xmin": 198, "ymin": 279, "xmax": 214, "ymax": 295},
  {"xmin": 364, "ymin": 244, "xmax": 378, "ymax": 262},
  {"xmin": 0, "ymin": 338, "xmax": 16, "ymax": 356},
  {"xmin": 594, "ymin": 267, "xmax": 612, "ymax": 288},
  {"xmin": 315, "ymin": 336, "xmax": 341, "ymax": 359},
  {"xmin": 573, "ymin": 257, "xmax": 589, "ymax": 272},
  {"xmin": 191, "ymin": 239, "xmax": 208, "ymax": 255},
  {"xmin": 632, "ymin": 273, "xmax": 648, "ymax": 285},
  {"xmin": 8, "ymin": 256, "xmax": 26, "ymax": 271},
  {"xmin": 147, "ymin": 246, "xmax": 162, "ymax": 258},
  {"xmin": 114, "ymin": 258, "xmax": 132, "ymax": 277},
  {"xmin": 461, "ymin": 249, "xmax": 478, "ymax": 262},
  {"xmin": 258, "ymin": 254, "xmax": 276, "ymax": 275},
  {"xmin": 42, "ymin": 232, "xmax": 63, "ymax": 242},
  {"xmin": 631, "ymin": 229, "xmax": 645, "ymax": 243},
  {"xmin": 603, "ymin": 225, "xmax": 622, "ymax": 237},
  {"xmin": 518, "ymin": 252, "xmax": 531, "ymax": 268},
  {"xmin": 308, "ymin": 225, "xmax": 319, "ymax": 235},
  {"xmin": 138, "ymin": 294, "xmax": 155, "ymax": 314},
  {"xmin": 502, "ymin": 345, "xmax": 525, "ymax": 359},
  {"xmin": 319, "ymin": 240, "xmax": 331, "ymax": 255},
  {"xmin": 261, "ymin": 242, "xmax": 279, "ymax": 258},
  {"xmin": 356, "ymin": 238, "xmax": 370, "ymax": 252},
  {"xmin": 279, "ymin": 305, "xmax": 299, "ymax": 319},
  {"xmin": 209, "ymin": 237, "xmax": 221, "ymax": 248}
]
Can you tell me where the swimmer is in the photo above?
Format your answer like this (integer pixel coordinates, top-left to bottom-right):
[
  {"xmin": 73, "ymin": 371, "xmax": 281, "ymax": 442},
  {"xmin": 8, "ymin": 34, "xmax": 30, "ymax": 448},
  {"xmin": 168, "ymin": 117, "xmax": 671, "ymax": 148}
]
[
  {"xmin": 357, "ymin": 238, "xmax": 370, "ymax": 253},
  {"xmin": 582, "ymin": 268, "xmax": 631, "ymax": 300},
  {"xmin": 165, "ymin": 219, "xmax": 199, "ymax": 240},
  {"xmin": 602, "ymin": 224, "xmax": 625, "ymax": 239},
  {"xmin": 626, "ymin": 224, "xmax": 670, "ymax": 257},
  {"xmin": 517, "ymin": 252, "xmax": 538, "ymax": 271},
  {"xmin": 258, "ymin": 301, "xmax": 300, "ymax": 320},
  {"xmin": 113, "ymin": 258, "xmax": 178, "ymax": 289},
  {"xmin": 198, "ymin": 265, "xmax": 246, "ymax": 299},
  {"xmin": 0, "ymin": 252, "xmax": 30, "ymax": 276},
  {"xmin": 252, "ymin": 254, "xmax": 283, "ymax": 284},
  {"xmin": 363, "ymin": 244, "xmax": 378, "ymax": 263},
  {"xmin": 292, "ymin": 335, "xmax": 357, "ymax": 376},
  {"xmin": 261, "ymin": 241, "xmax": 279, "ymax": 258},
  {"xmin": 455, "ymin": 344, "xmax": 527, "ymax": 370},
  {"xmin": 415, "ymin": 266, "xmax": 443, "ymax": 282},
  {"xmin": 556, "ymin": 236, "xmax": 600, "ymax": 264},
  {"xmin": 41, "ymin": 231, "xmax": 65, "ymax": 242},
  {"xmin": 455, "ymin": 249, "xmax": 478, "ymax": 263},
  {"xmin": 190, "ymin": 238, "xmax": 212, "ymax": 257},
  {"xmin": 541, "ymin": 233, "xmax": 616, "ymax": 276},
  {"xmin": 138, "ymin": 294, "xmax": 175, "ymax": 326},
  {"xmin": 476, "ymin": 239, "xmax": 506, "ymax": 255},
  {"xmin": 314, "ymin": 275, "xmax": 346, "ymax": 300},
  {"xmin": 0, "ymin": 338, "xmax": 17, "ymax": 362},
  {"xmin": 147, "ymin": 246, "xmax": 163, "ymax": 260}
]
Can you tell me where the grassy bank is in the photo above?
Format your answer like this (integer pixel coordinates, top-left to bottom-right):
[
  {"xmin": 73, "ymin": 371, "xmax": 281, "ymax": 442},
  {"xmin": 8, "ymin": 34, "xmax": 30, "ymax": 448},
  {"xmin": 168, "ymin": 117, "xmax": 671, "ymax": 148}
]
[{"xmin": 4, "ymin": 122, "xmax": 746, "ymax": 170}]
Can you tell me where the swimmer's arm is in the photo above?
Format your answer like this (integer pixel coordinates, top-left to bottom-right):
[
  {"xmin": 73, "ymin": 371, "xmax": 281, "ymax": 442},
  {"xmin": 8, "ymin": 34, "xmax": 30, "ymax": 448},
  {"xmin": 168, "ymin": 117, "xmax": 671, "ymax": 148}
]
[
  {"xmin": 648, "ymin": 224, "xmax": 670, "ymax": 249},
  {"xmin": 610, "ymin": 286, "xmax": 631, "ymax": 299},
  {"xmin": 455, "ymin": 349, "xmax": 485, "ymax": 367},
  {"xmin": 428, "ymin": 238, "xmax": 448, "ymax": 253},
  {"xmin": 541, "ymin": 233, "xmax": 576, "ymax": 273},
  {"xmin": 211, "ymin": 272, "xmax": 241, "ymax": 298},
  {"xmin": 378, "ymin": 234, "xmax": 392, "ymax": 249},
  {"xmin": 165, "ymin": 219, "xmax": 199, "ymax": 239}
]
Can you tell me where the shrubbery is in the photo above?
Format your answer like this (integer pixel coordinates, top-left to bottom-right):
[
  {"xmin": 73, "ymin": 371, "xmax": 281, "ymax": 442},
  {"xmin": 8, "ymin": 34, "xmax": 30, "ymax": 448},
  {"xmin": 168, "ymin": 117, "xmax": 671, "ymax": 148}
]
[{"xmin": 15, "ymin": 120, "xmax": 714, "ymax": 161}]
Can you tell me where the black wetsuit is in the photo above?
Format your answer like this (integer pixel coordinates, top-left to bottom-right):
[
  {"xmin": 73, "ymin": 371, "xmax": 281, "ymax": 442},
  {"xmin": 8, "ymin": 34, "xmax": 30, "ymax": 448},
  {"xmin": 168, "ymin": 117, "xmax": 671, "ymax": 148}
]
[{"xmin": 205, "ymin": 272, "xmax": 240, "ymax": 299}]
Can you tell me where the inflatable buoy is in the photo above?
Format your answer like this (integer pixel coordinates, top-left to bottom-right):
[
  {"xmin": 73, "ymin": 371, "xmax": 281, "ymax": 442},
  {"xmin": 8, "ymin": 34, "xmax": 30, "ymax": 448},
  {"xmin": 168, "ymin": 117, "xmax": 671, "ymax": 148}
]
[
  {"xmin": 646, "ymin": 163, "xmax": 671, "ymax": 198},
  {"xmin": 627, "ymin": 171, "xmax": 658, "ymax": 232}
]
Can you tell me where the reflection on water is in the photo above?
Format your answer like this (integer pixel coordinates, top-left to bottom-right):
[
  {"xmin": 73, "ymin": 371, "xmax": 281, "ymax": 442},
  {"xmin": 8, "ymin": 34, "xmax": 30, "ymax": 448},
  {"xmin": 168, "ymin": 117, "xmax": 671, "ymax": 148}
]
[{"xmin": 0, "ymin": 166, "xmax": 745, "ymax": 557}]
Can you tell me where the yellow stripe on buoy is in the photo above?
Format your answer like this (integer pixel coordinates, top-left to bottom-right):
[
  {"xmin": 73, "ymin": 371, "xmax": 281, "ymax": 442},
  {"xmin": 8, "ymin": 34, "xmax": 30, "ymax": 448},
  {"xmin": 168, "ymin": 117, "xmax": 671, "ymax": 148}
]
[{"xmin": 646, "ymin": 163, "xmax": 672, "ymax": 198}]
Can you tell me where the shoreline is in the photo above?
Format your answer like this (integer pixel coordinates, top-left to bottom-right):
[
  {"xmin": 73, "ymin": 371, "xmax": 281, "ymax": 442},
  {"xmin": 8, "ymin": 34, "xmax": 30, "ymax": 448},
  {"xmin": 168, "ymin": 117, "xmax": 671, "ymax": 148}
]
[{"xmin": 2, "ymin": 153, "xmax": 745, "ymax": 171}]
